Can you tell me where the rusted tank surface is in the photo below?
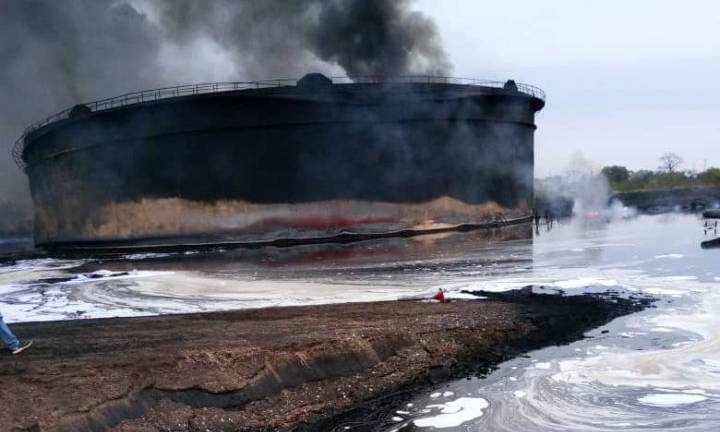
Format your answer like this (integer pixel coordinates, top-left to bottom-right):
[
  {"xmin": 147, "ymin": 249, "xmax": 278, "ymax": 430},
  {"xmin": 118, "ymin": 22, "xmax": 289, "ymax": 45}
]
[{"xmin": 17, "ymin": 74, "xmax": 545, "ymax": 250}]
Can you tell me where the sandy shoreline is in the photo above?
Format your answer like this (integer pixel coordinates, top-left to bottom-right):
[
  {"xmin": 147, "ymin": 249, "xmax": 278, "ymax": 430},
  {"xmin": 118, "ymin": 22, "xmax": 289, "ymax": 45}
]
[{"xmin": 0, "ymin": 290, "xmax": 645, "ymax": 431}]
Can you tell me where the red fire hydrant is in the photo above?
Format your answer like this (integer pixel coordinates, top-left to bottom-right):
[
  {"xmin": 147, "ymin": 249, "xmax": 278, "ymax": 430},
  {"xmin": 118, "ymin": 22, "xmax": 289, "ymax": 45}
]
[{"xmin": 432, "ymin": 288, "xmax": 448, "ymax": 303}]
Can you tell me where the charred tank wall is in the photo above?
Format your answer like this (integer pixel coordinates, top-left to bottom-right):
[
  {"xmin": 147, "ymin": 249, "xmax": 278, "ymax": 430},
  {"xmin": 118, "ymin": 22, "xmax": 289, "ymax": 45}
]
[{"xmin": 22, "ymin": 83, "xmax": 543, "ymax": 248}]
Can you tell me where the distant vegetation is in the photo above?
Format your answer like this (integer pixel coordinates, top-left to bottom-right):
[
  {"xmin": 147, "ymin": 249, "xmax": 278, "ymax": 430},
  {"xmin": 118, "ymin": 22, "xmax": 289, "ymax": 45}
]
[{"xmin": 602, "ymin": 152, "xmax": 720, "ymax": 192}]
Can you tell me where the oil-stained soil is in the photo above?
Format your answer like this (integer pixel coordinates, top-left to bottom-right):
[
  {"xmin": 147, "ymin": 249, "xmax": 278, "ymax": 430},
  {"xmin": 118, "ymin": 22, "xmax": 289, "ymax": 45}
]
[{"xmin": 0, "ymin": 291, "xmax": 645, "ymax": 432}]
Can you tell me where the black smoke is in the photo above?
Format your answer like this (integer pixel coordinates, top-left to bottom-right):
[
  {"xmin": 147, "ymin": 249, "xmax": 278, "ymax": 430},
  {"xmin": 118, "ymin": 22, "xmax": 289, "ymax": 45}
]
[
  {"xmin": 309, "ymin": 0, "xmax": 450, "ymax": 76},
  {"xmin": 150, "ymin": 0, "xmax": 451, "ymax": 79},
  {"xmin": 0, "ymin": 0, "xmax": 451, "ymax": 232}
]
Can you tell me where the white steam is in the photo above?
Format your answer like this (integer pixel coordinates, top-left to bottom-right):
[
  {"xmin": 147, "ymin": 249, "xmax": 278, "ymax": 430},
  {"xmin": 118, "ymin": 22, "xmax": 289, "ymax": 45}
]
[{"xmin": 536, "ymin": 152, "xmax": 635, "ymax": 220}]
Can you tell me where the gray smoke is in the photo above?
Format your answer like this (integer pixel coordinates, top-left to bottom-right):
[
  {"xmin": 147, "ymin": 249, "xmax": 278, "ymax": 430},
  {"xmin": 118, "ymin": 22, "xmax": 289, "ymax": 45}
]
[
  {"xmin": 0, "ymin": 0, "xmax": 167, "ymax": 231},
  {"xmin": 0, "ymin": 0, "xmax": 451, "ymax": 232}
]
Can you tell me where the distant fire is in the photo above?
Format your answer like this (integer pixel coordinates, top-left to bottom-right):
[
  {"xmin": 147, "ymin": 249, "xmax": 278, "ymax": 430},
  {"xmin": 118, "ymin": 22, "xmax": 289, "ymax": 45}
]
[{"xmin": 585, "ymin": 209, "xmax": 601, "ymax": 219}]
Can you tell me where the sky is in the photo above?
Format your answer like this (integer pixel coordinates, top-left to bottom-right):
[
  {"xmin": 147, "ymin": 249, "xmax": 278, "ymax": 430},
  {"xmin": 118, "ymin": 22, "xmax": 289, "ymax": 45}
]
[
  {"xmin": 416, "ymin": 0, "xmax": 720, "ymax": 176},
  {"xmin": 2, "ymin": 0, "xmax": 719, "ymax": 208}
]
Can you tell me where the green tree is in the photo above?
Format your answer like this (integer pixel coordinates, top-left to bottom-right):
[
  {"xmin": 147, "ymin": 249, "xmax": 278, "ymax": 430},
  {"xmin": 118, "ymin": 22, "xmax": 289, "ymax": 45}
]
[
  {"xmin": 699, "ymin": 167, "xmax": 720, "ymax": 185},
  {"xmin": 601, "ymin": 165, "xmax": 630, "ymax": 184}
]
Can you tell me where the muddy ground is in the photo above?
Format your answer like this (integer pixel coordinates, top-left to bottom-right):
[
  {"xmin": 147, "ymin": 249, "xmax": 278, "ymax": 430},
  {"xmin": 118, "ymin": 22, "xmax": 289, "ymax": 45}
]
[{"xmin": 0, "ymin": 291, "xmax": 644, "ymax": 432}]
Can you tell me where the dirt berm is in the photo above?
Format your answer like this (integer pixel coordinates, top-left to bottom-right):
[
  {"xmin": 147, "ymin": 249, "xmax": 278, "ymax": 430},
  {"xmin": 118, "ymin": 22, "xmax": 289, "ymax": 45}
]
[{"xmin": 0, "ymin": 290, "xmax": 644, "ymax": 431}]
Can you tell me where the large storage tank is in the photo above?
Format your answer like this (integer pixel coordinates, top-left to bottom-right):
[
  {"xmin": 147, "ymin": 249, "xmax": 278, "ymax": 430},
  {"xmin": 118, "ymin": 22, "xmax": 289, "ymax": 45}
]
[{"xmin": 14, "ymin": 74, "xmax": 545, "ymax": 250}]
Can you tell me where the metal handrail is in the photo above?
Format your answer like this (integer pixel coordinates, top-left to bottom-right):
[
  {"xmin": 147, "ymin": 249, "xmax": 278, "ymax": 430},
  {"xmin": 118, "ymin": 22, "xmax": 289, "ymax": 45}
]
[
  {"xmin": 331, "ymin": 76, "xmax": 546, "ymax": 100},
  {"xmin": 11, "ymin": 76, "xmax": 545, "ymax": 169}
]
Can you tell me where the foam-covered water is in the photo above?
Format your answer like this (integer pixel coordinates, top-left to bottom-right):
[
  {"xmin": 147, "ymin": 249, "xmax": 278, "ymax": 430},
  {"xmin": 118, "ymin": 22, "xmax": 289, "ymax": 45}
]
[
  {"xmin": 373, "ymin": 214, "xmax": 720, "ymax": 431},
  {"xmin": 2, "ymin": 214, "xmax": 718, "ymax": 430},
  {"xmin": 0, "ymin": 227, "xmax": 533, "ymax": 322}
]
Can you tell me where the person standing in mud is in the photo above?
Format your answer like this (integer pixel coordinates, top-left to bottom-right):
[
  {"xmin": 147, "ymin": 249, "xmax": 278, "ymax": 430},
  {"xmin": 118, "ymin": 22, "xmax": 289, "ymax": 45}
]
[
  {"xmin": 533, "ymin": 208, "xmax": 541, "ymax": 234},
  {"xmin": 544, "ymin": 209, "xmax": 554, "ymax": 229},
  {"xmin": 0, "ymin": 312, "xmax": 32, "ymax": 355}
]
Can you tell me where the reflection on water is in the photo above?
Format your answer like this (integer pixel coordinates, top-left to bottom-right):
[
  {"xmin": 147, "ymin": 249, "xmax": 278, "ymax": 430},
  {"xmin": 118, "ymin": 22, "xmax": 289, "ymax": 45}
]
[{"xmin": 2, "ymin": 213, "xmax": 719, "ymax": 431}]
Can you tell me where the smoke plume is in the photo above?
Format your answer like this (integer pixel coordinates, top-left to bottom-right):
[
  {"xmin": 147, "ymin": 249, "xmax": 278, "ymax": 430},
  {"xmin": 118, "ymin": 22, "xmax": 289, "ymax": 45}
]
[
  {"xmin": 149, "ymin": 0, "xmax": 451, "ymax": 79},
  {"xmin": 535, "ymin": 153, "xmax": 636, "ymax": 221},
  {"xmin": 309, "ymin": 0, "xmax": 451, "ymax": 76},
  {"xmin": 0, "ymin": 0, "xmax": 167, "ymax": 231},
  {"xmin": 0, "ymin": 0, "xmax": 451, "ymax": 232}
]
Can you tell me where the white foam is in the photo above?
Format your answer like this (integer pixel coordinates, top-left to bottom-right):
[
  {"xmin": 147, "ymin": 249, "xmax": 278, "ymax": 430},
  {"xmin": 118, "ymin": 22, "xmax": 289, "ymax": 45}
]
[
  {"xmin": 67, "ymin": 270, "xmax": 171, "ymax": 285},
  {"xmin": 554, "ymin": 278, "xmax": 618, "ymax": 289},
  {"xmin": 0, "ymin": 258, "xmax": 85, "ymax": 274},
  {"xmin": 682, "ymin": 389, "xmax": 707, "ymax": 394},
  {"xmin": 643, "ymin": 288, "xmax": 686, "ymax": 296},
  {"xmin": 553, "ymin": 289, "xmax": 720, "ymax": 392},
  {"xmin": 618, "ymin": 332, "xmax": 646, "ymax": 339},
  {"xmin": 122, "ymin": 252, "xmax": 174, "ymax": 260},
  {"xmin": 0, "ymin": 270, "xmax": 172, "ymax": 322},
  {"xmin": 413, "ymin": 397, "xmax": 489, "ymax": 428},
  {"xmin": 654, "ymin": 254, "xmax": 684, "ymax": 259},
  {"xmin": 513, "ymin": 390, "xmax": 527, "ymax": 398},
  {"xmin": 637, "ymin": 393, "xmax": 707, "ymax": 407},
  {"xmin": 1, "ymin": 268, "xmax": 437, "ymax": 323},
  {"xmin": 443, "ymin": 292, "xmax": 486, "ymax": 300},
  {"xmin": 661, "ymin": 276, "xmax": 697, "ymax": 281},
  {"xmin": 594, "ymin": 345, "xmax": 608, "ymax": 350}
]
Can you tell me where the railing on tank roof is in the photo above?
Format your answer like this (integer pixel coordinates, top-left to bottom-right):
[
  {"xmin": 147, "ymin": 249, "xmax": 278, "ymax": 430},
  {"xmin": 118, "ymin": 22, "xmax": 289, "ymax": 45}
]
[
  {"xmin": 11, "ymin": 76, "xmax": 545, "ymax": 169},
  {"xmin": 331, "ymin": 76, "xmax": 546, "ymax": 101}
]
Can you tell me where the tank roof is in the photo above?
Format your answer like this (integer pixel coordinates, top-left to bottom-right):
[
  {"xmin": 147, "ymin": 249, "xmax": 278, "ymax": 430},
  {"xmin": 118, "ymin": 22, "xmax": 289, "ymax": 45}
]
[{"xmin": 12, "ymin": 73, "xmax": 545, "ymax": 169}]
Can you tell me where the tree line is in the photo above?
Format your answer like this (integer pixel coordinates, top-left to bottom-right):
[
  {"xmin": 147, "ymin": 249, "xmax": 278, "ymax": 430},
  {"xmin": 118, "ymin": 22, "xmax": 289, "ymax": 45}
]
[{"xmin": 602, "ymin": 152, "xmax": 720, "ymax": 192}]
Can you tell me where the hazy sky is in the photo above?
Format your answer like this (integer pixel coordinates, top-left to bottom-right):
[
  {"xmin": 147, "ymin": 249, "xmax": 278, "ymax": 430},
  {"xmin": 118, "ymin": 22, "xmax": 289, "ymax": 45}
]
[{"xmin": 416, "ymin": 0, "xmax": 720, "ymax": 175}]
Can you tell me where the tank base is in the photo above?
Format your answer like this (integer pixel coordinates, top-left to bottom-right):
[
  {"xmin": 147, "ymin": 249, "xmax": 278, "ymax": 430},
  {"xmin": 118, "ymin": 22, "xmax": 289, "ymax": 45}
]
[{"xmin": 38, "ymin": 216, "xmax": 532, "ymax": 254}]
